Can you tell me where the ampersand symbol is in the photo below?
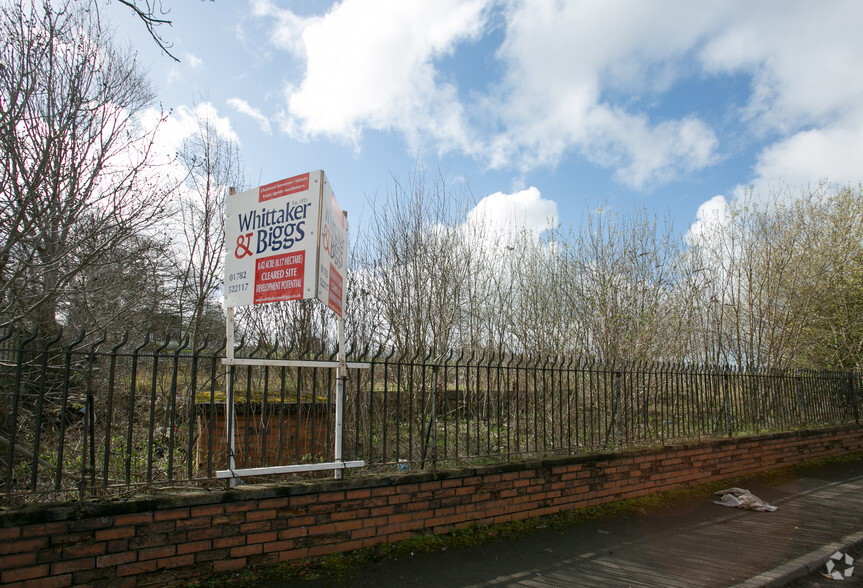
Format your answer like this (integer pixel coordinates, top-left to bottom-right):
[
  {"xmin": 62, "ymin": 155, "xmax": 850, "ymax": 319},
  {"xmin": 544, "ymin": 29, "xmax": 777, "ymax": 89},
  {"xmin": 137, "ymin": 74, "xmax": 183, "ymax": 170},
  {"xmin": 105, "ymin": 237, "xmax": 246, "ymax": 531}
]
[{"xmin": 235, "ymin": 233, "xmax": 253, "ymax": 258}]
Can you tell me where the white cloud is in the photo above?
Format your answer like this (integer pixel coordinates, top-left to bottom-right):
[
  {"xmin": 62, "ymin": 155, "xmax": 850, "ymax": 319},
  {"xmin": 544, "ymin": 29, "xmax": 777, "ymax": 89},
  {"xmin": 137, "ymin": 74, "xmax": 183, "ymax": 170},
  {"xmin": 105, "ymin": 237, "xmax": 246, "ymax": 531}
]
[
  {"xmin": 745, "ymin": 123, "xmax": 863, "ymax": 198},
  {"xmin": 685, "ymin": 194, "xmax": 729, "ymax": 246},
  {"xmin": 255, "ymin": 0, "xmax": 724, "ymax": 187},
  {"xmin": 588, "ymin": 107, "xmax": 718, "ymax": 190},
  {"xmin": 251, "ymin": 0, "xmax": 863, "ymax": 197},
  {"xmin": 227, "ymin": 97, "xmax": 272, "ymax": 135},
  {"xmin": 456, "ymin": 187, "xmax": 559, "ymax": 276},
  {"xmin": 255, "ymin": 0, "xmax": 489, "ymax": 151},
  {"xmin": 185, "ymin": 53, "xmax": 203, "ymax": 69},
  {"xmin": 466, "ymin": 187, "xmax": 558, "ymax": 240},
  {"xmin": 485, "ymin": 1, "xmax": 724, "ymax": 187},
  {"xmin": 699, "ymin": 1, "xmax": 863, "ymax": 135},
  {"xmin": 687, "ymin": 0, "xmax": 863, "ymax": 237},
  {"xmin": 492, "ymin": 0, "xmax": 863, "ymax": 192},
  {"xmin": 183, "ymin": 102, "xmax": 240, "ymax": 144},
  {"xmin": 138, "ymin": 102, "xmax": 241, "ymax": 182},
  {"xmin": 250, "ymin": 0, "xmax": 310, "ymax": 54}
]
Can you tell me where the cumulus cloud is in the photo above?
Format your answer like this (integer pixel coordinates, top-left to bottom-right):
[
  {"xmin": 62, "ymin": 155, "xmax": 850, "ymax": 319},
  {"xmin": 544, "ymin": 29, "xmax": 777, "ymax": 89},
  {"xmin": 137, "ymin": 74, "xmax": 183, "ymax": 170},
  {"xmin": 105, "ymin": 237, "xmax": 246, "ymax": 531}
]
[
  {"xmin": 248, "ymin": 0, "xmax": 863, "ymax": 198},
  {"xmin": 248, "ymin": 1, "xmax": 726, "ymax": 188},
  {"xmin": 699, "ymin": 1, "xmax": 863, "ymax": 134},
  {"xmin": 590, "ymin": 108, "xmax": 718, "ymax": 190},
  {"xmin": 686, "ymin": 195, "xmax": 729, "ymax": 246},
  {"xmin": 457, "ymin": 186, "xmax": 558, "ymax": 267},
  {"xmin": 486, "ymin": 1, "xmax": 724, "ymax": 187},
  {"xmin": 685, "ymin": 0, "xmax": 863, "ymax": 235},
  {"xmin": 138, "ymin": 102, "xmax": 240, "ymax": 181},
  {"xmin": 466, "ymin": 187, "xmax": 558, "ymax": 240},
  {"xmin": 255, "ymin": 0, "xmax": 487, "ymax": 151},
  {"xmin": 733, "ymin": 123, "xmax": 863, "ymax": 203},
  {"xmin": 175, "ymin": 102, "xmax": 239, "ymax": 145}
]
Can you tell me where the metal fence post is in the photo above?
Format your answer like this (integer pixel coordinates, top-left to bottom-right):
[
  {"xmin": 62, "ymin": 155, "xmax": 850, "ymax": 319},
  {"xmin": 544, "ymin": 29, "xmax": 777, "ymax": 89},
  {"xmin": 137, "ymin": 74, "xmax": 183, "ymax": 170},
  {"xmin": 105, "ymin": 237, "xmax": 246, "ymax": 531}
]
[
  {"xmin": 429, "ymin": 363, "xmax": 438, "ymax": 470},
  {"xmin": 81, "ymin": 331, "xmax": 107, "ymax": 500},
  {"xmin": 848, "ymin": 372, "xmax": 860, "ymax": 425},
  {"xmin": 102, "ymin": 331, "xmax": 128, "ymax": 488},
  {"xmin": 5, "ymin": 329, "xmax": 38, "ymax": 494},
  {"xmin": 723, "ymin": 366, "xmax": 732, "ymax": 438},
  {"xmin": 31, "ymin": 329, "xmax": 63, "ymax": 491}
]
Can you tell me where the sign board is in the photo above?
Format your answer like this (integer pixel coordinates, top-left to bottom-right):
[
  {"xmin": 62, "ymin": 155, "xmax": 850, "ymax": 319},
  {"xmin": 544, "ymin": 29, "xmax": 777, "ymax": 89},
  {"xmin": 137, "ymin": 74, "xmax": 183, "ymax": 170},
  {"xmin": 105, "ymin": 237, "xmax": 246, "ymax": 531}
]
[
  {"xmin": 224, "ymin": 170, "xmax": 348, "ymax": 316},
  {"xmin": 317, "ymin": 179, "xmax": 348, "ymax": 317}
]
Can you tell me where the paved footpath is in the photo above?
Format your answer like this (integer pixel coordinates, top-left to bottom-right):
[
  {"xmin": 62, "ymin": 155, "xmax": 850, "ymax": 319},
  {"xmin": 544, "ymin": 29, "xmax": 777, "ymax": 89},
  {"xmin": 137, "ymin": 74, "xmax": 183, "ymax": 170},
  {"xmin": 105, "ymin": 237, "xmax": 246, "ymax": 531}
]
[{"xmin": 275, "ymin": 457, "xmax": 863, "ymax": 587}]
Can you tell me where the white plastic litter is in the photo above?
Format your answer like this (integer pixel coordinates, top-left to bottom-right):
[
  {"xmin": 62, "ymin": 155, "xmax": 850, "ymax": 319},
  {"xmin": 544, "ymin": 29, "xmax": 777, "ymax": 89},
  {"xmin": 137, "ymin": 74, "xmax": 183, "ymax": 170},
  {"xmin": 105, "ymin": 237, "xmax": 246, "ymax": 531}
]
[{"xmin": 712, "ymin": 487, "xmax": 778, "ymax": 512}]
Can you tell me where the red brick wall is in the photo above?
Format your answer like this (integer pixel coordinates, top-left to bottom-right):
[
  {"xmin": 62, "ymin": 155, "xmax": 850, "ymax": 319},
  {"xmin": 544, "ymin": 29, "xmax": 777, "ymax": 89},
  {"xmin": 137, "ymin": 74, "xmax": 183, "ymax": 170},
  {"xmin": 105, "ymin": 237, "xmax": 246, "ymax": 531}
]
[
  {"xmin": 195, "ymin": 404, "xmax": 331, "ymax": 471},
  {"xmin": 2, "ymin": 425, "xmax": 862, "ymax": 587}
]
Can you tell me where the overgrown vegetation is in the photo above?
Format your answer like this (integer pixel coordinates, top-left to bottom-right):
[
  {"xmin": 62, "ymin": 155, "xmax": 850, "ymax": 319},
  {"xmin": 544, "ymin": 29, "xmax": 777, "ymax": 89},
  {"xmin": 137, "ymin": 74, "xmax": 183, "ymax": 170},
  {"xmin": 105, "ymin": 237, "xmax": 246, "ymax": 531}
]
[
  {"xmin": 2, "ymin": 2, "xmax": 861, "ymax": 370},
  {"xmin": 350, "ymin": 174, "xmax": 863, "ymax": 371},
  {"xmin": 1, "ymin": 0, "xmax": 861, "ymax": 506}
]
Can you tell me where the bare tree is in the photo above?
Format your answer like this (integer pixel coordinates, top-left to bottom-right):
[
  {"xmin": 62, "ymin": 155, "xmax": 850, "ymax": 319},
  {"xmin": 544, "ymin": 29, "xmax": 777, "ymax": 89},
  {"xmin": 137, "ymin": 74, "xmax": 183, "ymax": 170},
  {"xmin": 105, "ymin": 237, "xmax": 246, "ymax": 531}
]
[
  {"xmin": 352, "ymin": 166, "xmax": 477, "ymax": 356},
  {"xmin": 238, "ymin": 299, "xmax": 331, "ymax": 355},
  {"xmin": 549, "ymin": 207, "xmax": 690, "ymax": 363},
  {"xmin": 784, "ymin": 185, "xmax": 863, "ymax": 369},
  {"xmin": 449, "ymin": 218, "xmax": 509, "ymax": 354},
  {"xmin": 687, "ymin": 188, "xmax": 818, "ymax": 368},
  {"xmin": 0, "ymin": 0, "xmax": 171, "ymax": 335},
  {"xmin": 62, "ymin": 231, "xmax": 175, "ymax": 336},
  {"xmin": 491, "ymin": 226, "xmax": 577, "ymax": 357},
  {"xmin": 171, "ymin": 103, "xmax": 242, "ymax": 349}
]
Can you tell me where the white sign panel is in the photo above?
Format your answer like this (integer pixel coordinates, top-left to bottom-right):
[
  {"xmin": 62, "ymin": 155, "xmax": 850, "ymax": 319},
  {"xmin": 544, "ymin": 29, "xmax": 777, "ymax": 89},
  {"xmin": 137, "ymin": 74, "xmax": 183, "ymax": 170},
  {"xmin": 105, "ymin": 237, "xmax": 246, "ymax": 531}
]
[
  {"xmin": 224, "ymin": 170, "xmax": 348, "ymax": 317},
  {"xmin": 317, "ymin": 179, "xmax": 348, "ymax": 317},
  {"xmin": 224, "ymin": 171, "xmax": 321, "ymax": 308}
]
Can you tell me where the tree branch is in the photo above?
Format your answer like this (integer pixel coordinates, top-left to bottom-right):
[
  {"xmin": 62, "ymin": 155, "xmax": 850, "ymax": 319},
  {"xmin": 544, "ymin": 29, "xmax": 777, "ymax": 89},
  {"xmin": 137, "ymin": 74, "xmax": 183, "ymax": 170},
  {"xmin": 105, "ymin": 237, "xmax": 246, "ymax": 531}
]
[{"xmin": 114, "ymin": 0, "xmax": 179, "ymax": 62}]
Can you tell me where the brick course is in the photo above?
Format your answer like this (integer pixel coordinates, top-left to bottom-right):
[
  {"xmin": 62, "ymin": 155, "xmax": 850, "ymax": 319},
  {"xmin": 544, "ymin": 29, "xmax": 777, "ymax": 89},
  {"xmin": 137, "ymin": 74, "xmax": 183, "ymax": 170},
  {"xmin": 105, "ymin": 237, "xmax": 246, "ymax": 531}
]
[{"xmin": 1, "ymin": 425, "xmax": 861, "ymax": 586}]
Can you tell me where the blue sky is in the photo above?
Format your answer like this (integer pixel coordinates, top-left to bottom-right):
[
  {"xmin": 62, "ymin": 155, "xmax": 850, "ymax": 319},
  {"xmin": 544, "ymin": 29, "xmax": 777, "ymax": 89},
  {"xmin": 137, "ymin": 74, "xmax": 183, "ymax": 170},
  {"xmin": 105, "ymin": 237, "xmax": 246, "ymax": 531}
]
[{"xmin": 113, "ymin": 0, "xmax": 863, "ymax": 240}]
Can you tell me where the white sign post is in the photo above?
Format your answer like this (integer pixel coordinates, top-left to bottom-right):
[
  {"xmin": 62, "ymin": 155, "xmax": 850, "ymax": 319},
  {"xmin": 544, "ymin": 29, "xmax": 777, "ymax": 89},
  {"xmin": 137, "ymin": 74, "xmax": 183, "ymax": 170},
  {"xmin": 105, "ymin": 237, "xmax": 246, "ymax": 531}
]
[{"xmin": 221, "ymin": 171, "xmax": 364, "ymax": 482}]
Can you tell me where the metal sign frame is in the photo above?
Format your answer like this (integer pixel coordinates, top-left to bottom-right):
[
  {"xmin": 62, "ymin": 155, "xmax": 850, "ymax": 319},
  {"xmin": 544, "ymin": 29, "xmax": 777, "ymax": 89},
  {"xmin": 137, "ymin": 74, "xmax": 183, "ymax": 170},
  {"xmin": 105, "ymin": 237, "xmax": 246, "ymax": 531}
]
[{"xmin": 220, "ymin": 174, "xmax": 366, "ymax": 484}]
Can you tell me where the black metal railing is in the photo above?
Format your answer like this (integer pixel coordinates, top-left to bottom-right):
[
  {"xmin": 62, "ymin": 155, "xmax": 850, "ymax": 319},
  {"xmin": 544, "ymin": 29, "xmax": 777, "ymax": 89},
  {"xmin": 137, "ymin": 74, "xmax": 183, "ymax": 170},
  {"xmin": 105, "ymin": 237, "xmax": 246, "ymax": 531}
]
[{"xmin": 1, "ymin": 327, "xmax": 860, "ymax": 503}]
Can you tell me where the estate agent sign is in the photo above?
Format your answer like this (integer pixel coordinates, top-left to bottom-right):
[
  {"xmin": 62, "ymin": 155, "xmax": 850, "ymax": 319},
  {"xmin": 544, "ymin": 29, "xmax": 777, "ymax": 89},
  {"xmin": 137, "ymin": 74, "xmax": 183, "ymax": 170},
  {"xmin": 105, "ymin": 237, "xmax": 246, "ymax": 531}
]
[
  {"xmin": 220, "ymin": 170, "xmax": 360, "ymax": 483},
  {"xmin": 224, "ymin": 170, "xmax": 348, "ymax": 316}
]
